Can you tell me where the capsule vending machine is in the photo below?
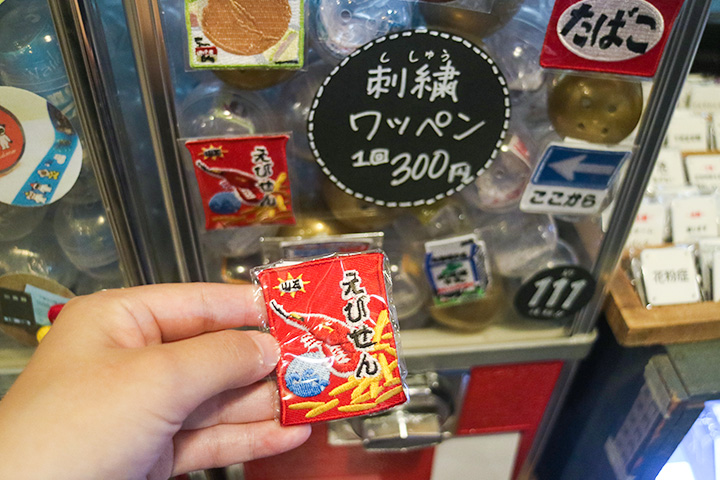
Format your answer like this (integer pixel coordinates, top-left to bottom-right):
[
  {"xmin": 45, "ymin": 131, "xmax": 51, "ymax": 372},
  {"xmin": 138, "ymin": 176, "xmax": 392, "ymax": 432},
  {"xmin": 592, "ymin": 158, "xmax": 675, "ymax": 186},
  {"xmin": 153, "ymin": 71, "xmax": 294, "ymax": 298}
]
[{"xmin": 5, "ymin": 0, "xmax": 714, "ymax": 478}]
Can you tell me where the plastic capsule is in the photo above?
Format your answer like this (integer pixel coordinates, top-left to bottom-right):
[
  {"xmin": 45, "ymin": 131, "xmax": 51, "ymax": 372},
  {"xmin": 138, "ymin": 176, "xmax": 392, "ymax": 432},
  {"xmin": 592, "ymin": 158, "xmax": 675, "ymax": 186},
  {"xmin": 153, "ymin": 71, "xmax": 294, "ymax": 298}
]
[{"xmin": 548, "ymin": 75, "xmax": 643, "ymax": 144}]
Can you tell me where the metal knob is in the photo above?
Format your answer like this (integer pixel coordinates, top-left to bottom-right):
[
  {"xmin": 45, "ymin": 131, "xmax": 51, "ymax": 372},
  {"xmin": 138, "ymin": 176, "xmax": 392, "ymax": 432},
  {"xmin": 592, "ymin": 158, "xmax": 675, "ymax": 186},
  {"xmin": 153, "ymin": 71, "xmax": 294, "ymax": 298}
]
[{"xmin": 353, "ymin": 372, "xmax": 454, "ymax": 451}]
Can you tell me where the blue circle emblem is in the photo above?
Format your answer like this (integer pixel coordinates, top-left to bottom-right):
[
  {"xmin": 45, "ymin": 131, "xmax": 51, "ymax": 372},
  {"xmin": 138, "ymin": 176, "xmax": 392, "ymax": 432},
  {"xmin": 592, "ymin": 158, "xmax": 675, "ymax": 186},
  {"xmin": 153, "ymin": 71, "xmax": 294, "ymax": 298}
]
[
  {"xmin": 208, "ymin": 192, "xmax": 243, "ymax": 214},
  {"xmin": 285, "ymin": 352, "xmax": 331, "ymax": 398}
]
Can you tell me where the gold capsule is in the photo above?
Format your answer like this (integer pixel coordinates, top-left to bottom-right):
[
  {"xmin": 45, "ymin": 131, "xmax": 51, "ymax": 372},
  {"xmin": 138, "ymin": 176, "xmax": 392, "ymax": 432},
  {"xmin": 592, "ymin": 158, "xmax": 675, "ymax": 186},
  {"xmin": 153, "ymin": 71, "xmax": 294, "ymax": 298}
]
[
  {"xmin": 321, "ymin": 180, "xmax": 399, "ymax": 232},
  {"xmin": 409, "ymin": 199, "xmax": 468, "ymax": 238},
  {"xmin": 419, "ymin": 0, "xmax": 523, "ymax": 43},
  {"xmin": 429, "ymin": 284, "xmax": 504, "ymax": 332},
  {"xmin": 279, "ymin": 215, "xmax": 345, "ymax": 238},
  {"xmin": 548, "ymin": 75, "xmax": 643, "ymax": 144},
  {"xmin": 214, "ymin": 69, "xmax": 296, "ymax": 90},
  {"xmin": 221, "ymin": 256, "xmax": 255, "ymax": 284}
]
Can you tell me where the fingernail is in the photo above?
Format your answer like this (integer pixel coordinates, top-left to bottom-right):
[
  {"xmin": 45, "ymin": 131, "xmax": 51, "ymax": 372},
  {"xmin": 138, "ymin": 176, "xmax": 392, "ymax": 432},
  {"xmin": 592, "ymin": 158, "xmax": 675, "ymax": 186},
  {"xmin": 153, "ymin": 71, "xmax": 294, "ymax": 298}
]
[{"xmin": 247, "ymin": 331, "xmax": 280, "ymax": 367}]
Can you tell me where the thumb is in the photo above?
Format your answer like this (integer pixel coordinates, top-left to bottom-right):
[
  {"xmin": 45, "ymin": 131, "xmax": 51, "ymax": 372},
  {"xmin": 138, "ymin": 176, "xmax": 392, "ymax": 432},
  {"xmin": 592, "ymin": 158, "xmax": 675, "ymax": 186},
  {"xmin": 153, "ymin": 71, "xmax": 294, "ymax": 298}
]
[{"xmin": 147, "ymin": 330, "xmax": 280, "ymax": 417}]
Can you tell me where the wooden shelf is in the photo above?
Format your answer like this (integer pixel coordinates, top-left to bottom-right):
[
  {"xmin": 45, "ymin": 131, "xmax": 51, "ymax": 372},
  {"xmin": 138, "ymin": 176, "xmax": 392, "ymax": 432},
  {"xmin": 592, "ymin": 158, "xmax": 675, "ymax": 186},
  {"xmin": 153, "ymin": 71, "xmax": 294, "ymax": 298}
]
[{"xmin": 605, "ymin": 266, "xmax": 720, "ymax": 346}]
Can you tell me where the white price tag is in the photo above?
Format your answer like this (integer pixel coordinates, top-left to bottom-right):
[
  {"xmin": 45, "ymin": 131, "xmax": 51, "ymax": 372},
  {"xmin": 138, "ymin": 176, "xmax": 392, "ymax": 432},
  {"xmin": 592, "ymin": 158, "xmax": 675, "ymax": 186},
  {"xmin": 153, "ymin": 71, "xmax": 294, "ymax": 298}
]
[
  {"xmin": 648, "ymin": 148, "xmax": 686, "ymax": 191},
  {"xmin": 685, "ymin": 154, "xmax": 720, "ymax": 189},
  {"xmin": 688, "ymin": 84, "xmax": 720, "ymax": 113},
  {"xmin": 698, "ymin": 238, "xmax": 720, "ymax": 300},
  {"xmin": 670, "ymin": 196, "xmax": 719, "ymax": 243},
  {"xmin": 641, "ymin": 247, "xmax": 701, "ymax": 306},
  {"xmin": 666, "ymin": 110, "xmax": 709, "ymax": 151},
  {"xmin": 627, "ymin": 202, "xmax": 667, "ymax": 247},
  {"xmin": 713, "ymin": 250, "xmax": 720, "ymax": 301}
]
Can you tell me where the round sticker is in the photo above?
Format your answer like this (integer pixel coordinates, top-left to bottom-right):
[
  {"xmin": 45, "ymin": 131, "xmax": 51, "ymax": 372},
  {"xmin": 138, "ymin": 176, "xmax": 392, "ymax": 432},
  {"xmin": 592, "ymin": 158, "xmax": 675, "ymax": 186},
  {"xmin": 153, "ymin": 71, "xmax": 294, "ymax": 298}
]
[
  {"xmin": 0, "ymin": 106, "xmax": 25, "ymax": 174},
  {"xmin": 0, "ymin": 86, "xmax": 83, "ymax": 207},
  {"xmin": 308, "ymin": 29, "xmax": 511, "ymax": 207},
  {"xmin": 514, "ymin": 266, "xmax": 596, "ymax": 320}
]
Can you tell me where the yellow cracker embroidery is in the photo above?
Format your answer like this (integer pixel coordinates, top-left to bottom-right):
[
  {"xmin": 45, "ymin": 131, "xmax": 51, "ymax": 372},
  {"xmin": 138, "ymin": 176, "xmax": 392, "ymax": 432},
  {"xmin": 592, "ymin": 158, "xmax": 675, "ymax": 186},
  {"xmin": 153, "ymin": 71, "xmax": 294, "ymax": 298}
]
[
  {"xmin": 385, "ymin": 377, "xmax": 402, "ymax": 388},
  {"xmin": 329, "ymin": 376, "xmax": 360, "ymax": 396},
  {"xmin": 370, "ymin": 378, "xmax": 382, "ymax": 398},
  {"xmin": 373, "ymin": 343, "xmax": 397, "ymax": 357},
  {"xmin": 378, "ymin": 353, "xmax": 393, "ymax": 383},
  {"xmin": 352, "ymin": 377, "xmax": 373, "ymax": 399},
  {"xmin": 289, "ymin": 401, "xmax": 325, "ymax": 410},
  {"xmin": 373, "ymin": 310, "xmax": 389, "ymax": 343},
  {"xmin": 375, "ymin": 385, "xmax": 404, "ymax": 404},
  {"xmin": 351, "ymin": 391, "xmax": 372, "ymax": 405},
  {"xmin": 306, "ymin": 399, "xmax": 340, "ymax": 418}
]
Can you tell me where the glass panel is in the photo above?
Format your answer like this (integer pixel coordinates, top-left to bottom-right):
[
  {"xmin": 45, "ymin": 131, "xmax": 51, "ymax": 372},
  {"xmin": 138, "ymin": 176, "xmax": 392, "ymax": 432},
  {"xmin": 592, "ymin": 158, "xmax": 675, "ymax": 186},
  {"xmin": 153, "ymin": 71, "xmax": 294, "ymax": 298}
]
[{"xmin": 0, "ymin": 0, "xmax": 126, "ymax": 361}]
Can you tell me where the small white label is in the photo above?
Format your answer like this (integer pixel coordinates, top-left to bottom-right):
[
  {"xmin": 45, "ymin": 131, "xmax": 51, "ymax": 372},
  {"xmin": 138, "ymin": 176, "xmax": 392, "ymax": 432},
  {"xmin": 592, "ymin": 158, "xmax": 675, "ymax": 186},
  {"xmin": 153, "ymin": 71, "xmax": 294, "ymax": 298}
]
[
  {"xmin": 627, "ymin": 202, "xmax": 667, "ymax": 247},
  {"xmin": 685, "ymin": 154, "xmax": 720, "ymax": 189},
  {"xmin": 671, "ymin": 196, "xmax": 718, "ymax": 243},
  {"xmin": 521, "ymin": 185, "xmax": 609, "ymax": 216},
  {"xmin": 688, "ymin": 84, "xmax": 720, "ymax": 113},
  {"xmin": 713, "ymin": 250, "xmax": 720, "ymax": 301},
  {"xmin": 601, "ymin": 200, "xmax": 615, "ymax": 233},
  {"xmin": 698, "ymin": 237, "xmax": 720, "ymax": 300},
  {"xmin": 641, "ymin": 247, "xmax": 701, "ymax": 306},
  {"xmin": 648, "ymin": 148, "xmax": 686, "ymax": 191},
  {"xmin": 666, "ymin": 110, "xmax": 709, "ymax": 151}
]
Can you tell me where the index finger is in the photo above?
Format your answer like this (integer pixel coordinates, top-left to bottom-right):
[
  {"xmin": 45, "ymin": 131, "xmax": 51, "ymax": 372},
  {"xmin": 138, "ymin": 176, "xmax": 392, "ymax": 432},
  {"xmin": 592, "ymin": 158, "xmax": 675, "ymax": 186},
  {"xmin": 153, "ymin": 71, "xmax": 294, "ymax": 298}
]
[{"xmin": 69, "ymin": 283, "xmax": 266, "ymax": 344}]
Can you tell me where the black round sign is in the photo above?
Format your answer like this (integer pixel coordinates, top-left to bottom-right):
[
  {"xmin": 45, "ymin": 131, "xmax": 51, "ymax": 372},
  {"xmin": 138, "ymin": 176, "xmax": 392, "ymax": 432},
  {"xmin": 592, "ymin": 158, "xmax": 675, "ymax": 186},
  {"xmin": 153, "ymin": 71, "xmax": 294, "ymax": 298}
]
[
  {"xmin": 514, "ymin": 266, "xmax": 596, "ymax": 320},
  {"xmin": 308, "ymin": 29, "xmax": 511, "ymax": 207}
]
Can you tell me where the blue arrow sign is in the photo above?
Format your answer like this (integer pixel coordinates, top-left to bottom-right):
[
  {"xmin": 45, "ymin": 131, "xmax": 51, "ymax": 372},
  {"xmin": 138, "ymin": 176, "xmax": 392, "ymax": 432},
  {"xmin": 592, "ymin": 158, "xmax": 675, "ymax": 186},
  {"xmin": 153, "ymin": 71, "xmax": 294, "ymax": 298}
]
[{"xmin": 532, "ymin": 145, "xmax": 631, "ymax": 190}]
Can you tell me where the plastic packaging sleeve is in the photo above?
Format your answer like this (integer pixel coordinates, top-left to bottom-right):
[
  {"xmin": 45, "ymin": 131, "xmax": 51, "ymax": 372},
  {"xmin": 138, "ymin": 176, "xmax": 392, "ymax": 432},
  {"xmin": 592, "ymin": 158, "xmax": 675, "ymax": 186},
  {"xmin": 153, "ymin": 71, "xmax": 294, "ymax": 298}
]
[{"xmin": 251, "ymin": 250, "xmax": 408, "ymax": 426}]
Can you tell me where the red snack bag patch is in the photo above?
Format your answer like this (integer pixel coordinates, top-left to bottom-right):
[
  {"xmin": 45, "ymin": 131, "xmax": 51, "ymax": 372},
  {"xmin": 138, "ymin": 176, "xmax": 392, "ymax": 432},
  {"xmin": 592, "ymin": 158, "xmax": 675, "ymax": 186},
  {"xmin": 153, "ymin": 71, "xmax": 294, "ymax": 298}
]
[
  {"xmin": 185, "ymin": 135, "xmax": 295, "ymax": 230},
  {"xmin": 254, "ymin": 252, "xmax": 408, "ymax": 426}
]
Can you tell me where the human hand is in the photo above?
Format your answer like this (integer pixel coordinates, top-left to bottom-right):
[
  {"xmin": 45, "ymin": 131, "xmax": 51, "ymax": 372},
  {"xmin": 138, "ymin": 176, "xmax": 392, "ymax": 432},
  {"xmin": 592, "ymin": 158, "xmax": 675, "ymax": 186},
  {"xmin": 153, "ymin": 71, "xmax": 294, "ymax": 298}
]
[{"xmin": 0, "ymin": 283, "xmax": 311, "ymax": 479}]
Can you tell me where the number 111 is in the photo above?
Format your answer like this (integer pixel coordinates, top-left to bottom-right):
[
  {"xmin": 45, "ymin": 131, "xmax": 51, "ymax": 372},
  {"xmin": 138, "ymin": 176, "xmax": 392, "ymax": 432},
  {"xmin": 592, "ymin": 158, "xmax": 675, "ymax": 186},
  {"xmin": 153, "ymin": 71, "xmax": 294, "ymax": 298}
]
[{"xmin": 528, "ymin": 277, "xmax": 589, "ymax": 311}]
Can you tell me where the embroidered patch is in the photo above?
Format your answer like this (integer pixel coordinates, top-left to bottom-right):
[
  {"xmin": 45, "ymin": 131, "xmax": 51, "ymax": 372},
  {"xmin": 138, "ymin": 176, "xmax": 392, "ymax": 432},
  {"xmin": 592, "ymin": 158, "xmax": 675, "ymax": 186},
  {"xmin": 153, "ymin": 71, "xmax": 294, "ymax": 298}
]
[
  {"xmin": 254, "ymin": 252, "xmax": 407, "ymax": 426},
  {"xmin": 186, "ymin": 0, "xmax": 304, "ymax": 69},
  {"xmin": 424, "ymin": 233, "xmax": 491, "ymax": 306},
  {"xmin": 540, "ymin": 0, "xmax": 685, "ymax": 77},
  {"xmin": 185, "ymin": 135, "xmax": 295, "ymax": 230}
]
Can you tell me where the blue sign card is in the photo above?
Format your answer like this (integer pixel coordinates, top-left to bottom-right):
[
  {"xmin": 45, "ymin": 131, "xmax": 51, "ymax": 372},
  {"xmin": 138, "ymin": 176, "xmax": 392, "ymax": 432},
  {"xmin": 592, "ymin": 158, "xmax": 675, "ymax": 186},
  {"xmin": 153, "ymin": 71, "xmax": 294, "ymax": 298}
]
[
  {"xmin": 521, "ymin": 143, "xmax": 631, "ymax": 216},
  {"xmin": 532, "ymin": 145, "xmax": 630, "ymax": 190}
]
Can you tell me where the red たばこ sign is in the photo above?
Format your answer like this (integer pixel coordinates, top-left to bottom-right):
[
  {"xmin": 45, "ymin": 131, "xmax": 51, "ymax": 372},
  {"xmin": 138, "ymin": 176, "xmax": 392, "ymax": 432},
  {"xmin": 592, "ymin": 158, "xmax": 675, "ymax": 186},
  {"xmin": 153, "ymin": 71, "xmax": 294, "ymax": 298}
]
[
  {"xmin": 255, "ymin": 252, "xmax": 407, "ymax": 426},
  {"xmin": 186, "ymin": 135, "xmax": 295, "ymax": 229},
  {"xmin": 540, "ymin": 0, "xmax": 685, "ymax": 77}
]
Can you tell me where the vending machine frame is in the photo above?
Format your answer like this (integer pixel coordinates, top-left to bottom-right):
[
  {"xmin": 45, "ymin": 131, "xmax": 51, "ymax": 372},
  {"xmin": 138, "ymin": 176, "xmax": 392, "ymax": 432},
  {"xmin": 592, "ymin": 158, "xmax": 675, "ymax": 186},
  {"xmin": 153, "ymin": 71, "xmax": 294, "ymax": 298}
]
[{"xmin": 38, "ymin": 0, "xmax": 715, "ymax": 477}]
